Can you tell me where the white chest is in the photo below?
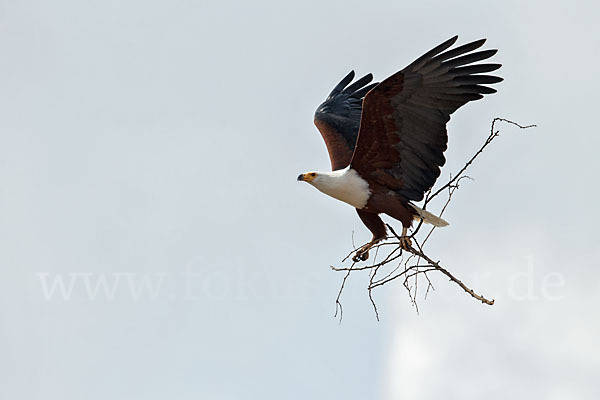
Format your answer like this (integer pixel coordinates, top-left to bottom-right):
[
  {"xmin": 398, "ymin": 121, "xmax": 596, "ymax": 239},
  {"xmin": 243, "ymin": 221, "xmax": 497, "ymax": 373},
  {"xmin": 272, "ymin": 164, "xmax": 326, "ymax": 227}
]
[{"xmin": 311, "ymin": 167, "xmax": 372, "ymax": 209}]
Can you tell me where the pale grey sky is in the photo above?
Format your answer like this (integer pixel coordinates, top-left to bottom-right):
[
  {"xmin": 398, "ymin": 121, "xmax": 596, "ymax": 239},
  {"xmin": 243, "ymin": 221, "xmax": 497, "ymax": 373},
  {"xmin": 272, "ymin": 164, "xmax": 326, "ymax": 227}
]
[{"xmin": 1, "ymin": 1, "xmax": 599, "ymax": 399}]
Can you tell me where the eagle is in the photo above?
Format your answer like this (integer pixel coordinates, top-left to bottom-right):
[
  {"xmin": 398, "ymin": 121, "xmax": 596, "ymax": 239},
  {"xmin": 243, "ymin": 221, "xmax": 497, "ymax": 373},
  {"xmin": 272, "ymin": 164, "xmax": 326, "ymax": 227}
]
[{"xmin": 297, "ymin": 36, "xmax": 502, "ymax": 262}]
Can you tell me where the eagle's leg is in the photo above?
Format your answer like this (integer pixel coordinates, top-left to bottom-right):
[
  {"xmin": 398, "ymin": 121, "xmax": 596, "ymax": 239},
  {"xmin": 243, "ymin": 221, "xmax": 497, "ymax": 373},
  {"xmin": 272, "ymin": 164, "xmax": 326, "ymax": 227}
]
[
  {"xmin": 399, "ymin": 227, "xmax": 412, "ymax": 250},
  {"xmin": 353, "ymin": 209, "xmax": 387, "ymax": 262},
  {"xmin": 366, "ymin": 194, "xmax": 414, "ymax": 252}
]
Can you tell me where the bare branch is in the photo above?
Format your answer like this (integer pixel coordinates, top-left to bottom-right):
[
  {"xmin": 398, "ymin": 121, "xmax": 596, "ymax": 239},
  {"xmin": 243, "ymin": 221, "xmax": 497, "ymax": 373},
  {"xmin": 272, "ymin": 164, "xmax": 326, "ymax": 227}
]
[
  {"xmin": 331, "ymin": 118, "xmax": 536, "ymax": 319},
  {"xmin": 425, "ymin": 117, "xmax": 536, "ymax": 206}
]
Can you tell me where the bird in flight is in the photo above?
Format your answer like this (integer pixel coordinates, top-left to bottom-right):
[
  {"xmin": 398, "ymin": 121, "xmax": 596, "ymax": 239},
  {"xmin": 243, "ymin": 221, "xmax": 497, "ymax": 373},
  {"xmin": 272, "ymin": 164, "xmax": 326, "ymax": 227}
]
[{"xmin": 297, "ymin": 36, "xmax": 502, "ymax": 262}]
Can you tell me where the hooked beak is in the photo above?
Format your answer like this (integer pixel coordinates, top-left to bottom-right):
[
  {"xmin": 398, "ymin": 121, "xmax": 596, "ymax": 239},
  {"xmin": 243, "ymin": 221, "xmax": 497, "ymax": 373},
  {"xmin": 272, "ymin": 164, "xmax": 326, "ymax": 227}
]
[{"xmin": 297, "ymin": 174, "xmax": 305, "ymax": 182}]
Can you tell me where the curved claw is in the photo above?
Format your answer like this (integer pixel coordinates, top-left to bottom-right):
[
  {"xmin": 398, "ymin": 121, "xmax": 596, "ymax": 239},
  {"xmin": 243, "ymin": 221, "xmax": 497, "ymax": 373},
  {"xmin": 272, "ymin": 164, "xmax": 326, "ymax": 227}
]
[
  {"xmin": 352, "ymin": 249, "xmax": 370, "ymax": 262},
  {"xmin": 400, "ymin": 236, "xmax": 412, "ymax": 251},
  {"xmin": 397, "ymin": 227, "xmax": 413, "ymax": 251},
  {"xmin": 352, "ymin": 237, "xmax": 384, "ymax": 263}
]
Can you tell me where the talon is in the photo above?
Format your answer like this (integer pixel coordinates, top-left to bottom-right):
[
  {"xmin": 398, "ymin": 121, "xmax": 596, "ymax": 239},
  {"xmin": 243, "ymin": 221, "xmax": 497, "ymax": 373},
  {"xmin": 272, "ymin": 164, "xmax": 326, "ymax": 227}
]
[
  {"xmin": 352, "ymin": 238, "xmax": 381, "ymax": 263},
  {"xmin": 400, "ymin": 236, "xmax": 412, "ymax": 250},
  {"xmin": 352, "ymin": 249, "xmax": 369, "ymax": 262},
  {"xmin": 399, "ymin": 227, "xmax": 412, "ymax": 250}
]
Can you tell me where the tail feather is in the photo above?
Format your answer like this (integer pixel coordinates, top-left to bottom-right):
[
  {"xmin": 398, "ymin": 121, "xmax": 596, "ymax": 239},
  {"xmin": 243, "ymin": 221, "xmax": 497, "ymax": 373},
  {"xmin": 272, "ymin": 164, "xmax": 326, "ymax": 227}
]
[{"xmin": 409, "ymin": 204, "xmax": 449, "ymax": 227}]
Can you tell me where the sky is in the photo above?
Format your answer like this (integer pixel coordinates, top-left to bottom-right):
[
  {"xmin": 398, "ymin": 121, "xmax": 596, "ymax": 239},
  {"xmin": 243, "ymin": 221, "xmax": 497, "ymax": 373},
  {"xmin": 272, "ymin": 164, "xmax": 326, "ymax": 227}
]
[{"xmin": 1, "ymin": 0, "xmax": 599, "ymax": 399}]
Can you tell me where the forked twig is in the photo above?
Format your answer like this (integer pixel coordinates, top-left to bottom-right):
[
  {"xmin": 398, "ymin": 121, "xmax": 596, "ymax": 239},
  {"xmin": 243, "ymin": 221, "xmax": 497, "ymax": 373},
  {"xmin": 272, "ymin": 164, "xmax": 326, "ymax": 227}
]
[{"xmin": 332, "ymin": 118, "xmax": 536, "ymax": 321}]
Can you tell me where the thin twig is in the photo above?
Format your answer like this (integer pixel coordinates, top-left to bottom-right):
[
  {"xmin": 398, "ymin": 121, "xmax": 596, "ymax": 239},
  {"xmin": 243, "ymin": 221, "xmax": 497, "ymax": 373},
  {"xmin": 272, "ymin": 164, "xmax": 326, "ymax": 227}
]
[
  {"xmin": 331, "ymin": 118, "xmax": 536, "ymax": 319},
  {"xmin": 425, "ymin": 118, "xmax": 536, "ymax": 205}
]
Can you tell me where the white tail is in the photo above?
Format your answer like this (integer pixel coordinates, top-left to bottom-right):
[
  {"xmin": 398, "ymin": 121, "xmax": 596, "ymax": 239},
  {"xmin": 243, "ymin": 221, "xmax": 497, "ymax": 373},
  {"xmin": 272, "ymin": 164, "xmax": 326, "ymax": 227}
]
[{"xmin": 409, "ymin": 204, "xmax": 449, "ymax": 227}]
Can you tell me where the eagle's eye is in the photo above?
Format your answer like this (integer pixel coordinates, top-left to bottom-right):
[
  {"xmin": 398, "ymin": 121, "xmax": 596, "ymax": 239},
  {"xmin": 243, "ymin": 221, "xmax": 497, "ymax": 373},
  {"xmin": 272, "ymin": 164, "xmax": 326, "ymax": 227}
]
[{"xmin": 310, "ymin": 173, "xmax": 316, "ymax": 177}]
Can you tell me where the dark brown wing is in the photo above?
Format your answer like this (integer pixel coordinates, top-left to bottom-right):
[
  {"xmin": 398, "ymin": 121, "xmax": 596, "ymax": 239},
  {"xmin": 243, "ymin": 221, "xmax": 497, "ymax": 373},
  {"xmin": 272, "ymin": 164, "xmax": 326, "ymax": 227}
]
[
  {"xmin": 350, "ymin": 36, "xmax": 502, "ymax": 200},
  {"xmin": 314, "ymin": 71, "xmax": 378, "ymax": 170}
]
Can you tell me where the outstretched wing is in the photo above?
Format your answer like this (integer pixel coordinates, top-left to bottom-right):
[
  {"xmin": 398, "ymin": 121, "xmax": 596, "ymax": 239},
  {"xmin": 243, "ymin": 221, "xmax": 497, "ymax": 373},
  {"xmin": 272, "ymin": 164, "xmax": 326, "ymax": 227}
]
[
  {"xmin": 350, "ymin": 36, "xmax": 502, "ymax": 201},
  {"xmin": 314, "ymin": 71, "xmax": 378, "ymax": 170}
]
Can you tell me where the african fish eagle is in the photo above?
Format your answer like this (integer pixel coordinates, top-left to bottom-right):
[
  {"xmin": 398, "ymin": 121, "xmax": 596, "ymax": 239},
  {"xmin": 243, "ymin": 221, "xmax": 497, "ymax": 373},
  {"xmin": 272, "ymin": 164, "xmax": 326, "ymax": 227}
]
[{"xmin": 297, "ymin": 36, "xmax": 502, "ymax": 262}]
